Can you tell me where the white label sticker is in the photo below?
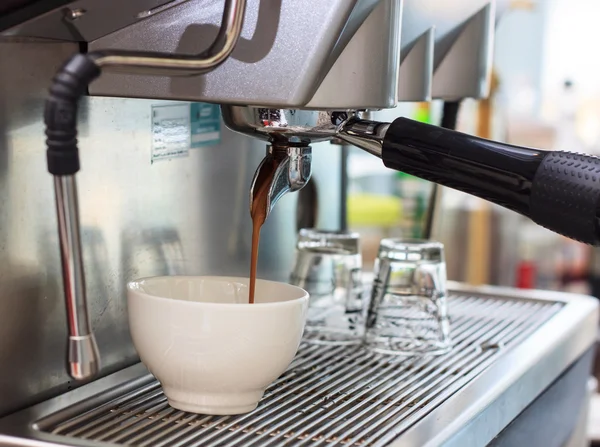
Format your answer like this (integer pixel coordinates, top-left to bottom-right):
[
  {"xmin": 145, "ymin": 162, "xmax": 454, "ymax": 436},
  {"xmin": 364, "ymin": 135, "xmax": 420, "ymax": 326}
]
[{"xmin": 151, "ymin": 104, "xmax": 191, "ymax": 162}]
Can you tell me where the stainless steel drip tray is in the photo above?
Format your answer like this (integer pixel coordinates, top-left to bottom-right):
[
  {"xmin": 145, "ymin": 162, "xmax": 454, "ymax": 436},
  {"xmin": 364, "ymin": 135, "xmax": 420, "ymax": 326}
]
[{"xmin": 0, "ymin": 283, "xmax": 597, "ymax": 447}]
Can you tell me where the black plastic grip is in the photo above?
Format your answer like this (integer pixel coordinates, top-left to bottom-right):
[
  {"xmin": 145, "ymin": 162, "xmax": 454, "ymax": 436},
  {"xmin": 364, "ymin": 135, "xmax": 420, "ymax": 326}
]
[
  {"xmin": 381, "ymin": 117, "xmax": 545, "ymax": 216},
  {"xmin": 380, "ymin": 117, "xmax": 600, "ymax": 246},
  {"xmin": 530, "ymin": 151, "xmax": 600, "ymax": 245},
  {"xmin": 45, "ymin": 54, "xmax": 100, "ymax": 176}
]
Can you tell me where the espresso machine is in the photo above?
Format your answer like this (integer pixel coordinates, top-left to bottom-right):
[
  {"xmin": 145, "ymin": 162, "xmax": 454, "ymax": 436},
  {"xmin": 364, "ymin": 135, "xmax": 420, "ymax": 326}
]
[{"xmin": 0, "ymin": 1, "xmax": 597, "ymax": 446}]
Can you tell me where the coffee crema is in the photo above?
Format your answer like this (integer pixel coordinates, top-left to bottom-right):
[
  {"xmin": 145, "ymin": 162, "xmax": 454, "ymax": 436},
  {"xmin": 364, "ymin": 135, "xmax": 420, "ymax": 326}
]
[{"xmin": 249, "ymin": 158, "xmax": 280, "ymax": 304}]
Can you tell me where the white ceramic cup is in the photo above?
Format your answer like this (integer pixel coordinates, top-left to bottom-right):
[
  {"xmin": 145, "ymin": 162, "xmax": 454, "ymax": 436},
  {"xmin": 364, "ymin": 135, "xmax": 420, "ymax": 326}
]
[{"xmin": 127, "ymin": 276, "xmax": 309, "ymax": 415}]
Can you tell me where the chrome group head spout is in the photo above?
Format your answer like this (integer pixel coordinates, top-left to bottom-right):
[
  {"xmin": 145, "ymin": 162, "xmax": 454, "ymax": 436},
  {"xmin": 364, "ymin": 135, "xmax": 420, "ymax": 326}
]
[
  {"xmin": 250, "ymin": 145, "xmax": 312, "ymax": 219},
  {"xmin": 222, "ymin": 105, "xmax": 391, "ymax": 222},
  {"xmin": 222, "ymin": 106, "xmax": 326, "ymax": 221}
]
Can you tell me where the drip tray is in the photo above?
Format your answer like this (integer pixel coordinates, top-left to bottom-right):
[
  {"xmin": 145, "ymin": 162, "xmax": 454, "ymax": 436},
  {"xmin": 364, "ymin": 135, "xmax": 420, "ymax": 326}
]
[{"xmin": 0, "ymin": 284, "xmax": 597, "ymax": 447}]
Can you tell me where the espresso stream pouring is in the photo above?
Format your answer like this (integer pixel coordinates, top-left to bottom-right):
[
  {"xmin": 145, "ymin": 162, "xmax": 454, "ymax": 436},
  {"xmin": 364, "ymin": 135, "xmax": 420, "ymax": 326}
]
[{"xmin": 249, "ymin": 156, "xmax": 282, "ymax": 304}]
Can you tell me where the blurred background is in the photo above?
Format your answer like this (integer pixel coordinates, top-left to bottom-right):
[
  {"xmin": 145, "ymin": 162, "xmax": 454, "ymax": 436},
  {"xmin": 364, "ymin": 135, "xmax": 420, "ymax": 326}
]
[{"xmin": 347, "ymin": 0, "xmax": 600, "ymax": 294}]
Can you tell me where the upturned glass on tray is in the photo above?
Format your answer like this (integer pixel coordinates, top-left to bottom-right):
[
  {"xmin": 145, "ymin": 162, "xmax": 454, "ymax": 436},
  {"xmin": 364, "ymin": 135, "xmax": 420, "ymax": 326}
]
[
  {"xmin": 289, "ymin": 229, "xmax": 365, "ymax": 345},
  {"xmin": 366, "ymin": 238, "xmax": 451, "ymax": 355}
]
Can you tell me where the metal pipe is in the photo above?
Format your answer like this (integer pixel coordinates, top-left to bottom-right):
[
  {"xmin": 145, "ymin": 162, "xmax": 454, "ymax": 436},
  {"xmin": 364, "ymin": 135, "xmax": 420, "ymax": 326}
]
[
  {"xmin": 54, "ymin": 176, "xmax": 100, "ymax": 380},
  {"xmin": 91, "ymin": 0, "xmax": 246, "ymax": 75},
  {"xmin": 336, "ymin": 118, "xmax": 389, "ymax": 157}
]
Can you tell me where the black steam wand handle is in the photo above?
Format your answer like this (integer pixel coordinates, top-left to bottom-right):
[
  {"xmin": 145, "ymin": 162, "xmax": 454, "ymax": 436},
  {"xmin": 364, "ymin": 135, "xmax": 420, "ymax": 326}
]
[{"xmin": 381, "ymin": 117, "xmax": 600, "ymax": 246}]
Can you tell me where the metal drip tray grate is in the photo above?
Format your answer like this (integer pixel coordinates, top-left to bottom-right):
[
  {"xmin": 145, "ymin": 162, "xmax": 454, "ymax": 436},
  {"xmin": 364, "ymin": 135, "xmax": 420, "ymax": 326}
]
[{"xmin": 40, "ymin": 294, "xmax": 561, "ymax": 447}]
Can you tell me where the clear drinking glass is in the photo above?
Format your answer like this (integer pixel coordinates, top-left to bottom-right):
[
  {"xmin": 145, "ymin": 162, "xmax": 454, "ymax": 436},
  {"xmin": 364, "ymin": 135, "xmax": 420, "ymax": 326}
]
[
  {"xmin": 289, "ymin": 229, "xmax": 365, "ymax": 344},
  {"xmin": 366, "ymin": 239, "xmax": 451, "ymax": 355}
]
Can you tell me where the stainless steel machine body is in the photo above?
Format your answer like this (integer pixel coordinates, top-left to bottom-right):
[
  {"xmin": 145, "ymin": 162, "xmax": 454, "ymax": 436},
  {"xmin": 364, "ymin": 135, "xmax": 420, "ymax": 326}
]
[
  {"xmin": 1, "ymin": 0, "xmax": 499, "ymax": 105},
  {"xmin": 27, "ymin": 0, "xmax": 504, "ymax": 384},
  {"xmin": 0, "ymin": 1, "xmax": 598, "ymax": 446},
  {"xmin": 0, "ymin": 38, "xmax": 342, "ymax": 417}
]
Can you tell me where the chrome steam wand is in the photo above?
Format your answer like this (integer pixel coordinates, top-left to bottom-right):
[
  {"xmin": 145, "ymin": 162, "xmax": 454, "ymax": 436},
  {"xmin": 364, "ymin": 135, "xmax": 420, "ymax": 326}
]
[{"xmin": 45, "ymin": 0, "xmax": 247, "ymax": 380}]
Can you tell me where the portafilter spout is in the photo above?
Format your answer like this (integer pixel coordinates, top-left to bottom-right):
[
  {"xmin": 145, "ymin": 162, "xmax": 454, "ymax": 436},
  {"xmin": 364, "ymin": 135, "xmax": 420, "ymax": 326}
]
[
  {"xmin": 250, "ymin": 144, "xmax": 312, "ymax": 219},
  {"xmin": 222, "ymin": 108, "xmax": 317, "ymax": 220},
  {"xmin": 223, "ymin": 106, "xmax": 341, "ymax": 220},
  {"xmin": 223, "ymin": 105, "xmax": 600, "ymax": 245}
]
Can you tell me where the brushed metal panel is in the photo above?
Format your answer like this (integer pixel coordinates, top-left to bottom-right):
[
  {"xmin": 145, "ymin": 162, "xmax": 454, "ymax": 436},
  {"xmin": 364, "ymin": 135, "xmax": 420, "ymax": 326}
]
[
  {"xmin": 400, "ymin": 0, "xmax": 494, "ymax": 99},
  {"xmin": 305, "ymin": 0, "xmax": 401, "ymax": 110},
  {"xmin": 397, "ymin": 27, "xmax": 434, "ymax": 101},
  {"xmin": 400, "ymin": 0, "xmax": 490, "ymax": 67},
  {"xmin": 88, "ymin": 0, "xmax": 374, "ymax": 107},
  {"xmin": 431, "ymin": 3, "xmax": 494, "ymax": 99},
  {"xmin": 0, "ymin": 40, "xmax": 341, "ymax": 416}
]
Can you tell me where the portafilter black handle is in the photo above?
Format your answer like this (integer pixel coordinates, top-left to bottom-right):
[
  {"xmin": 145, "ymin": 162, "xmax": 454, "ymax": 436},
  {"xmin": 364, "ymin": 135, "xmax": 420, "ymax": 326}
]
[{"xmin": 380, "ymin": 117, "xmax": 600, "ymax": 246}]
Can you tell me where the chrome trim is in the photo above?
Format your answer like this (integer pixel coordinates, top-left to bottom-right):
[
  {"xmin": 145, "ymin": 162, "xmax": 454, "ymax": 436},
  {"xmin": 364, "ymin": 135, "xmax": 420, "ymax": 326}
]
[
  {"xmin": 221, "ymin": 107, "xmax": 339, "ymax": 143},
  {"xmin": 337, "ymin": 118, "xmax": 389, "ymax": 158},
  {"xmin": 221, "ymin": 106, "xmax": 387, "ymax": 158}
]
